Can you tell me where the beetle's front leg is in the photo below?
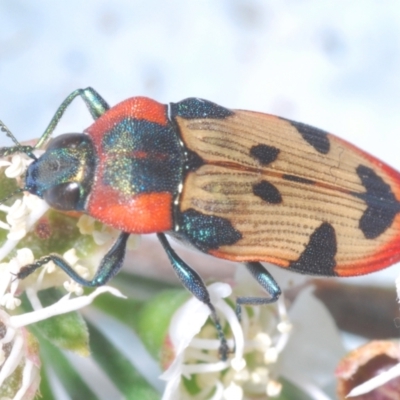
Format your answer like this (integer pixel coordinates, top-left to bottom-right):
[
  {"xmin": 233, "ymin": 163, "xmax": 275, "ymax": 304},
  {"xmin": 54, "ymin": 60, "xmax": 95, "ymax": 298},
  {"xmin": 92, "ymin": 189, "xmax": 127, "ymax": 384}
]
[
  {"xmin": 17, "ymin": 232, "xmax": 130, "ymax": 287},
  {"xmin": 157, "ymin": 233, "xmax": 230, "ymax": 360},
  {"xmin": 236, "ymin": 262, "xmax": 281, "ymax": 320}
]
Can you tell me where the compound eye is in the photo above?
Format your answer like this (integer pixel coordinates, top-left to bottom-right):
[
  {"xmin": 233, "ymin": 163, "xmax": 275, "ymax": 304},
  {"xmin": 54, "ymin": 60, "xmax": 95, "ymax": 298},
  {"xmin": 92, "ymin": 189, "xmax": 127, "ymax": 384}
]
[
  {"xmin": 47, "ymin": 134, "xmax": 86, "ymax": 151},
  {"xmin": 43, "ymin": 182, "xmax": 80, "ymax": 210}
]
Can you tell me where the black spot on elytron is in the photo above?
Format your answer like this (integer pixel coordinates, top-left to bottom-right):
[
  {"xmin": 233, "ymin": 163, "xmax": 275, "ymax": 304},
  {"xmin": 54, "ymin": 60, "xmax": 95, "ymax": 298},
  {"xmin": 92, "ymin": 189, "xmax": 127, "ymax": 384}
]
[
  {"xmin": 185, "ymin": 148, "xmax": 205, "ymax": 172},
  {"xmin": 353, "ymin": 165, "xmax": 400, "ymax": 239},
  {"xmin": 250, "ymin": 144, "xmax": 280, "ymax": 166},
  {"xmin": 289, "ymin": 222, "xmax": 337, "ymax": 276},
  {"xmin": 282, "ymin": 174, "xmax": 315, "ymax": 185},
  {"xmin": 282, "ymin": 118, "xmax": 330, "ymax": 154},
  {"xmin": 176, "ymin": 209, "xmax": 242, "ymax": 252},
  {"xmin": 170, "ymin": 98, "xmax": 234, "ymax": 120},
  {"xmin": 253, "ymin": 180, "xmax": 282, "ymax": 204}
]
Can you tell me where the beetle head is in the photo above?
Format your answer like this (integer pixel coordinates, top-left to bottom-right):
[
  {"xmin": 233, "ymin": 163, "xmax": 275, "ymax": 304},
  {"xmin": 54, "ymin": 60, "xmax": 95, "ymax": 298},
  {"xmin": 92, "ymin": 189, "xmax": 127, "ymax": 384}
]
[{"xmin": 25, "ymin": 134, "xmax": 96, "ymax": 211}]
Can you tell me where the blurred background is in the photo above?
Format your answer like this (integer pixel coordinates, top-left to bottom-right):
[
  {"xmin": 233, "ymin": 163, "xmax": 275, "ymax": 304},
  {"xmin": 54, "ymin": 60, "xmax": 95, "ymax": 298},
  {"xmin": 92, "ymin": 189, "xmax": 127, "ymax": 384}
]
[
  {"xmin": 2, "ymin": 1, "xmax": 400, "ymax": 162},
  {"xmin": 2, "ymin": 1, "xmax": 400, "ymax": 398}
]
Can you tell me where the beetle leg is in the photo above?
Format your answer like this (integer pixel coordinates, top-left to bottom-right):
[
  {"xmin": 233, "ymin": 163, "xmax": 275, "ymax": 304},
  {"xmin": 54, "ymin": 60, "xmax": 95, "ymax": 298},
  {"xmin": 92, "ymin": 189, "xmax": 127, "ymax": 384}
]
[
  {"xmin": 236, "ymin": 262, "xmax": 281, "ymax": 321},
  {"xmin": 17, "ymin": 232, "xmax": 129, "ymax": 287},
  {"xmin": 157, "ymin": 233, "xmax": 230, "ymax": 360}
]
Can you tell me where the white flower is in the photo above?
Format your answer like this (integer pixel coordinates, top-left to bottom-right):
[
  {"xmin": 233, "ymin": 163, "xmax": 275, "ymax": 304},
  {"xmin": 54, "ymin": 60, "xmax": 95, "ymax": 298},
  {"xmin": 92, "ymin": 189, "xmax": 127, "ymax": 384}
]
[
  {"xmin": 0, "ymin": 249, "xmax": 35, "ymax": 310},
  {"xmin": 0, "ymin": 194, "xmax": 49, "ymax": 263},
  {"xmin": 0, "ymin": 154, "xmax": 33, "ymax": 179},
  {"xmin": 0, "ymin": 147, "xmax": 136, "ymax": 398},
  {"xmin": 10, "ymin": 287, "xmax": 126, "ymax": 328},
  {"xmin": 0, "ymin": 153, "xmax": 49, "ymax": 262},
  {"xmin": 77, "ymin": 215, "xmax": 96, "ymax": 235},
  {"xmin": 0, "ymin": 287, "xmax": 125, "ymax": 400},
  {"xmin": 161, "ymin": 281, "xmax": 291, "ymax": 400},
  {"xmin": 77, "ymin": 214, "xmax": 140, "ymax": 250},
  {"xmin": 0, "ymin": 224, "xmax": 126, "ymax": 398}
]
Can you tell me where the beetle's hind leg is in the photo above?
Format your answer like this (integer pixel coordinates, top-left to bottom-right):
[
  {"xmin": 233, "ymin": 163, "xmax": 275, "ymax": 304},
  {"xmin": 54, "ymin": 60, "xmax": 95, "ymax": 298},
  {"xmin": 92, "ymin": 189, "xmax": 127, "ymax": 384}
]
[
  {"xmin": 157, "ymin": 233, "xmax": 230, "ymax": 361},
  {"xmin": 236, "ymin": 262, "xmax": 281, "ymax": 320},
  {"xmin": 17, "ymin": 232, "xmax": 130, "ymax": 287}
]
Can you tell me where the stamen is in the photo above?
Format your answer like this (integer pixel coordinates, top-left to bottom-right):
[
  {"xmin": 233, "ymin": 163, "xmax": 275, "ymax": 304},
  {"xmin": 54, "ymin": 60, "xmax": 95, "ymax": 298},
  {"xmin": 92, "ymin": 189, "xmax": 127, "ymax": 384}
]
[
  {"xmin": 223, "ymin": 382, "xmax": 243, "ymax": 400},
  {"xmin": 266, "ymin": 380, "xmax": 282, "ymax": 397}
]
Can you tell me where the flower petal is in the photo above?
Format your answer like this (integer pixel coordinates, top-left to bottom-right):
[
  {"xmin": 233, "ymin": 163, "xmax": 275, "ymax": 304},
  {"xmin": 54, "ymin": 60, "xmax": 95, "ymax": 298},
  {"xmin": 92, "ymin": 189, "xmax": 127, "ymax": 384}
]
[
  {"xmin": 276, "ymin": 287, "xmax": 345, "ymax": 389},
  {"xmin": 10, "ymin": 286, "xmax": 126, "ymax": 328},
  {"xmin": 0, "ymin": 332, "xmax": 24, "ymax": 387}
]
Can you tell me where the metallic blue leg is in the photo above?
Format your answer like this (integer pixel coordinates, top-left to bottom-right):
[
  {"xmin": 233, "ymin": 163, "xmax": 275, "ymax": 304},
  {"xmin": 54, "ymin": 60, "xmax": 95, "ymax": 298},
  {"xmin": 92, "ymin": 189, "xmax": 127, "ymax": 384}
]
[
  {"xmin": 17, "ymin": 232, "xmax": 130, "ymax": 287},
  {"xmin": 236, "ymin": 262, "xmax": 281, "ymax": 320},
  {"xmin": 157, "ymin": 233, "xmax": 229, "ymax": 360}
]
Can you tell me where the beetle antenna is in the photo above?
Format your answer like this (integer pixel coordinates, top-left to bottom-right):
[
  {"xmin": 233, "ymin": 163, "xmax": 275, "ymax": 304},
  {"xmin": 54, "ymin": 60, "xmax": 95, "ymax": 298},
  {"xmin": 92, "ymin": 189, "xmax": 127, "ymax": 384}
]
[
  {"xmin": 0, "ymin": 120, "xmax": 21, "ymax": 147},
  {"xmin": 0, "ymin": 120, "xmax": 37, "ymax": 160}
]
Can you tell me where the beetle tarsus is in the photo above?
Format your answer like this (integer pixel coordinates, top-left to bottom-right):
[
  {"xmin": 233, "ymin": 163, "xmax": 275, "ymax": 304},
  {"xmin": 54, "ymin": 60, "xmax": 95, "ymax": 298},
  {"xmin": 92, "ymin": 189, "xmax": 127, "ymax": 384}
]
[
  {"xmin": 236, "ymin": 262, "xmax": 281, "ymax": 321},
  {"xmin": 17, "ymin": 256, "xmax": 54, "ymax": 280},
  {"xmin": 17, "ymin": 232, "xmax": 130, "ymax": 287},
  {"xmin": 207, "ymin": 302, "xmax": 229, "ymax": 361}
]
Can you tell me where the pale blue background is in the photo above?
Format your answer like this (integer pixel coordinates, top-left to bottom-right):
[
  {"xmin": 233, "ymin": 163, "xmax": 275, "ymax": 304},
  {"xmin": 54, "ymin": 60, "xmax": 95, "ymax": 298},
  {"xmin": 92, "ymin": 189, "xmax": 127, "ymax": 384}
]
[
  {"xmin": 1, "ymin": 1, "xmax": 400, "ymax": 398},
  {"xmin": 2, "ymin": 0, "xmax": 400, "ymax": 173}
]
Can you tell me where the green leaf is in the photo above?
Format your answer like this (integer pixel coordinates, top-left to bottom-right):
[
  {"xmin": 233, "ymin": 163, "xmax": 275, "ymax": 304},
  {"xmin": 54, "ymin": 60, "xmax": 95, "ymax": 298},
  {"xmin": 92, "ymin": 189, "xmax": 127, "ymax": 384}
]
[
  {"xmin": 87, "ymin": 320, "xmax": 159, "ymax": 400},
  {"xmin": 134, "ymin": 289, "xmax": 189, "ymax": 360},
  {"xmin": 39, "ymin": 336, "xmax": 98, "ymax": 400},
  {"xmin": 39, "ymin": 366, "xmax": 57, "ymax": 400},
  {"xmin": 92, "ymin": 286, "xmax": 188, "ymax": 361},
  {"xmin": 91, "ymin": 288, "xmax": 143, "ymax": 325},
  {"xmin": 277, "ymin": 377, "xmax": 320, "ymax": 400},
  {"xmin": 113, "ymin": 271, "xmax": 179, "ymax": 299},
  {"xmin": 22, "ymin": 288, "xmax": 90, "ymax": 356}
]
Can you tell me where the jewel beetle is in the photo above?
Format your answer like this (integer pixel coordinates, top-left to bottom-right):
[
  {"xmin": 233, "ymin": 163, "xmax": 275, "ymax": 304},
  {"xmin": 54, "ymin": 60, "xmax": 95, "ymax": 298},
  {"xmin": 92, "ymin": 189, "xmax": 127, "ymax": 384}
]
[{"xmin": 1, "ymin": 87, "xmax": 400, "ymax": 359}]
